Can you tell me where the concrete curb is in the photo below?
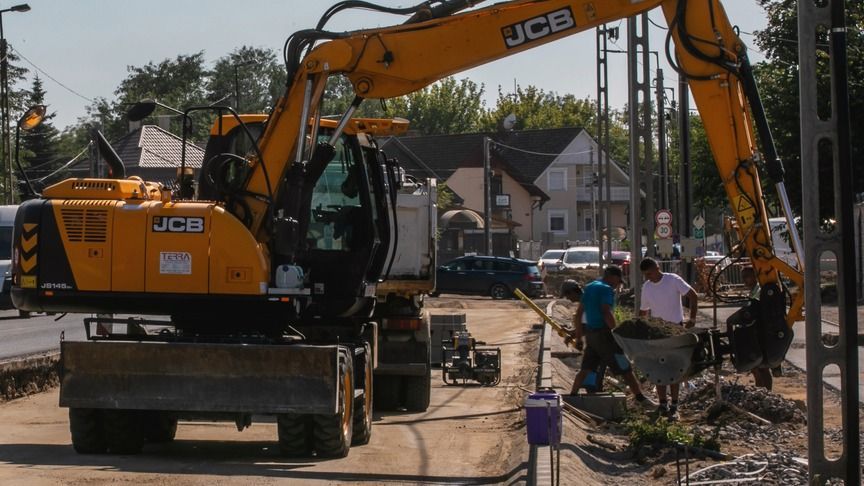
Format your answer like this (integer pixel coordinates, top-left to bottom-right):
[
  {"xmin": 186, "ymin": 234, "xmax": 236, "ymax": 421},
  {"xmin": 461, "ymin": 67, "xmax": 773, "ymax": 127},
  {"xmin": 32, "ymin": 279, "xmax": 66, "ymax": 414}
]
[{"xmin": 528, "ymin": 302, "xmax": 556, "ymax": 486}]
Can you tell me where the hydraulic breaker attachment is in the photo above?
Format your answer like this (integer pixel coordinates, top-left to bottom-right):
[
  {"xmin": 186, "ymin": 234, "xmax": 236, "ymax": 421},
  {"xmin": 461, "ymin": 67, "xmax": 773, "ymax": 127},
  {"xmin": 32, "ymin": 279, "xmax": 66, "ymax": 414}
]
[{"xmin": 59, "ymin": 341, "xmax": 342, "ymax": 415}]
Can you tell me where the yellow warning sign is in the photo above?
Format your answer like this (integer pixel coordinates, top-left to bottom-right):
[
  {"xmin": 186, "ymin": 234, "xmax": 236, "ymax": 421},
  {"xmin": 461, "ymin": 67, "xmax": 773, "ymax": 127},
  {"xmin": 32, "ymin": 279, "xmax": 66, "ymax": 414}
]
[{"xmin": 733, "ymin": 194, "xmax": 757, "ymax": 229}]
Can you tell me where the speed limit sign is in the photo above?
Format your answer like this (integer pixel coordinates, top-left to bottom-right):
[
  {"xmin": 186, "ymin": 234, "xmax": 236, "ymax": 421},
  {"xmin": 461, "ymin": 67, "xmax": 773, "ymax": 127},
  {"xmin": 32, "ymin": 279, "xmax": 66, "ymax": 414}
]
[{"xmin": 656, "ymin": 223, "xmax": 673, "ymax": 239}]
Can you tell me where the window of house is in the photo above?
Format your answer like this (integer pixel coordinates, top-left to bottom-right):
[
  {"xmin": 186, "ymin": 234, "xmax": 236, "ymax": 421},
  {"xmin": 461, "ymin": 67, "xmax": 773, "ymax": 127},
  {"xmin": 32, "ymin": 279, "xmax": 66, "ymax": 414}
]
[
  {"xmin": 547, "ymin": 168, "xmax": 567, "ymax": 191},
  {"xmin": 548, "ymin": 210, "xmax": 568, "ymax": 234}
]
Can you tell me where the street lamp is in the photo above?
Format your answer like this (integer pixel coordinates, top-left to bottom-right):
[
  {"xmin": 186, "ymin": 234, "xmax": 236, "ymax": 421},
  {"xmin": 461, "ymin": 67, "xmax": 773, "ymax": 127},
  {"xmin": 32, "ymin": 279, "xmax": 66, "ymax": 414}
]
[
  {"xmin": 14, "ymin": 104, "xmax": 44, "ymax": 200},
  {"xmin": 0, "ymin": 3, "xmax": 30, "ymax": 204}
]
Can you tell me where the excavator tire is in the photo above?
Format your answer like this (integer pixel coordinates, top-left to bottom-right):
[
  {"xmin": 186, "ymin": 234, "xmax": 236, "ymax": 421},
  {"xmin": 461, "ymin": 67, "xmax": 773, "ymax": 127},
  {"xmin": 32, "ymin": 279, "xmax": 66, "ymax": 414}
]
[
  {"xmin": 103, "ymin": 410, "xmax": 144, "ymax": 454},
  {"xmin": 277, "ymin": 414, "xmax": 312, "ymax": 457},
  {"xmin": 144, "ymin": 412, "xmax": 178, "ymax": 443},
  {"xmin": 403, "ymin": 368, "xmax": 431, "ymax": 412},
  {"xmin": 373, "ymin": 375, "xmax": 400, "ymax": 411},
  {"xmin": 69, "ymin": 408, "xmax": 107, "ymax": 454},
  {"xmin": 352, "ymin": 345, "xmax": 373, "ymax": 445},
  {"xmin": 312, "ymin": 348, "xmax": 353, "ymax": 458}
]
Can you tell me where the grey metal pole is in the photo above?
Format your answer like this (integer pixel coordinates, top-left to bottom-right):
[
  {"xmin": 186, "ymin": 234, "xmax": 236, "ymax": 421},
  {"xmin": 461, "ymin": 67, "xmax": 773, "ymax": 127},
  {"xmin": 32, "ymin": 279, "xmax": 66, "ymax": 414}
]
[
  {"xmin": 678, "ymin": 72, "xmax": 692, "ymax": 282},
  {"xmin": 799, "ymin": 0, "xmax": 860, "ymax": 483},
  {"xmin": 483, "ymin": 136, "xmax": 492, "ymax": 255},
  {"xmin": 627, "ymin": 16, "xmax": 651, "ymax": 304},
  {"xmin": 0, "ymin": 30, "xmax": 7, "ymax": 204},
  {"xmin": 596, "ymin": 25, "xmax": 613, "ymax": 264},
  {"xmin": 656, "ymin": 68, "xmax": 669, "ymax": 210}
]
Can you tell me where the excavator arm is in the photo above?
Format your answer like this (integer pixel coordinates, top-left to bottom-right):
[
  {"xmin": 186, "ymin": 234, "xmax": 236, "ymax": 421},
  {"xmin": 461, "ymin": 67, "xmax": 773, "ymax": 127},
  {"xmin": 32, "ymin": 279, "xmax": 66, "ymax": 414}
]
[{"xmin": 235, "ymin": 0, "xmax": 801, "ymax": 352}]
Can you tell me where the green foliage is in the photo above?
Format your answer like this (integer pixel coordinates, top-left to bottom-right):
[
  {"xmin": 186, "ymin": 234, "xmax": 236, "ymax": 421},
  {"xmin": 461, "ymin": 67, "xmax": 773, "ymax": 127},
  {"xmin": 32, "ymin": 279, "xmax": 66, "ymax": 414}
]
[
  {"xmin": 751, "ymin": 0, "xmax": 864, "ymax": 218},
  {"xmin": 624, "ymin": 415, "xmax": 719, "ymax": 452},
  {"xmin": 689, "ymin": 115, "xmax": 727, "ymax": 212},
  {"xmin": 437, "ymin": 182, "xmax": 456, "ymax": 211},
  {"xmin": 613, "ymin": 306, "xmax": 633, "ymax": 324},
  {"xmin": 386, "ymin": 77, "xmax": 486, "ymax": 135},
  {"xmin": 207, "ymin": 46, "xmax": 287, "ymax": 114},
  {"xmin": 481, "ymin": 84, "xmax": 595, "ymax": 131}
]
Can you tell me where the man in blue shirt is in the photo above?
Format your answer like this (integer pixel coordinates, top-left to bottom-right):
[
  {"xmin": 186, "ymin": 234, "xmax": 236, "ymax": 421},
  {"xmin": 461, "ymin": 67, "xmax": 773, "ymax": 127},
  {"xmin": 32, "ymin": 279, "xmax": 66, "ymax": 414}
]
[{"xmin": 567, "ymin": 266, "xmax": 653, "ymax": 408}]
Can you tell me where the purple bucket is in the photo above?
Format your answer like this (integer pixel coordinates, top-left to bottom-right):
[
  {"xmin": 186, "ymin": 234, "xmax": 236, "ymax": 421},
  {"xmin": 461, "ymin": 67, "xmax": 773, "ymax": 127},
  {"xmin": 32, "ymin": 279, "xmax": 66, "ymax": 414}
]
[{"xmin": 524, "ymin": 391, "xmax": 562, "ymax": 445}]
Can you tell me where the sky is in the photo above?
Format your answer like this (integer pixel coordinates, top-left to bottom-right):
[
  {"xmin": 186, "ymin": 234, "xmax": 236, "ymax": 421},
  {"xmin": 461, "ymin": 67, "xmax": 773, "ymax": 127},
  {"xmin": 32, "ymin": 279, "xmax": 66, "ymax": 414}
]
[{"xmin": 3, "ymin": 0, "xmax": 770, "ymax": 131}]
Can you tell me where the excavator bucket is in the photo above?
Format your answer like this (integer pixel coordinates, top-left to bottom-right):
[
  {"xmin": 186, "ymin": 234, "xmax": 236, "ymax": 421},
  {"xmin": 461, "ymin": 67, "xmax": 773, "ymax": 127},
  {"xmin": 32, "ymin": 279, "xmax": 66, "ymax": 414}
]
[
  {"xmin": 59, "ymin": 341, "xmax": 340, "ymax": 415},
  {"xmin": 612, "ymin": 332, "xmax": 703, "ymax": 385}
]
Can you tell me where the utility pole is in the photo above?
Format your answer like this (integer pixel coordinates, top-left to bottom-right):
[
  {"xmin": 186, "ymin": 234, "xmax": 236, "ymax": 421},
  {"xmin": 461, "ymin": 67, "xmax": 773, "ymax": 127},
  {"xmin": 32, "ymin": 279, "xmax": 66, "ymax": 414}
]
[
  {"xmin": 679, "ymin": 72, "xmax": 692, "ymax": 282},
  {"xmin": 799, "ymin": 0, "xmax": 859, "ymax": 482},
  {"xmin": 656, "ymin": 68, "xmax": 669, "ymax": 210},
  {"xmin": 596, "ymin": 25, "xmax": 616, "ymax": 265},
  {"xmin": 483, "ymin": 136, "xmax": 492, "ymax": 255},
  {"xmin": 628, "ymin": 14, "xmax": 653, "ymax": 301}
]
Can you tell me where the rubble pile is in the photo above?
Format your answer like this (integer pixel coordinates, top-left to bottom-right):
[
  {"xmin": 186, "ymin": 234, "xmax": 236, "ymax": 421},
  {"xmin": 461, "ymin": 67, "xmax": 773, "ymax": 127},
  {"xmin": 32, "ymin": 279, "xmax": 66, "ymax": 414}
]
[
  {"xmin": 614, "ymin": 318, "xmax": 690, "ymax": 340},
  {"xmin": 685, "ymin": 452, "xmax": 811, "ymax": 485},
  {"xmin": 685, "ymin": 382, "xmax": 806, "ymax": 424}
]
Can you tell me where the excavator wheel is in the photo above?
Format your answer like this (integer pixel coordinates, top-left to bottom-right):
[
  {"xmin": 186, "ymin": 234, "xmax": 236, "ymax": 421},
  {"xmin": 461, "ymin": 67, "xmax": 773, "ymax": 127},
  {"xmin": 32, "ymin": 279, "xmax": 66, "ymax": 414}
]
[
  {"xmin": 69, "ymin": 408, "xmax": 107, "ymax": 454},
  {"xmin": 403, "ymin": 368, "xmax": 431, "ymax": 412},
  {"xmin": 312, "ymin": 348, "xmax": 354, "ymax": 458},
  {"xmin": 103, "ymin": 410, "xmax": 145, "ymax": 454},
  {"xmin": 352, "ymin": 344, "xmax": 373, "ymax": 445},
  {"xmin": 277, "ymin": 413, "xmax": 312, "ymax": 457},
  {"xmin": 144, "ymin": 412, "xmax": 178, "ymax": 443}
]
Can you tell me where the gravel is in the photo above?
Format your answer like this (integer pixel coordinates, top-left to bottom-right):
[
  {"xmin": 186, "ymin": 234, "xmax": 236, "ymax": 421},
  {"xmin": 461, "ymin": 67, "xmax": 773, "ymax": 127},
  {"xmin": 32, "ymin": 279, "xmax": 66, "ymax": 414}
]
[
  {"xmin": 614, "ymin": 318, "xmax": 690, "ymax": 340},
  {"xmin": 684, "ymin": 381, "xmax": 806, "ymax": 424}
]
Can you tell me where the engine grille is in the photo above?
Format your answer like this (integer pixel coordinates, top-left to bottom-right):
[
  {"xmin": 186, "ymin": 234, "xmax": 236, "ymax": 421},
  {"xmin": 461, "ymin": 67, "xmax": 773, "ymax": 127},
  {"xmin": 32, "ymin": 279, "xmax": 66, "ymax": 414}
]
[{"xmin": 60, "ymin": 208, "xmax": 109, "ymax": 243}]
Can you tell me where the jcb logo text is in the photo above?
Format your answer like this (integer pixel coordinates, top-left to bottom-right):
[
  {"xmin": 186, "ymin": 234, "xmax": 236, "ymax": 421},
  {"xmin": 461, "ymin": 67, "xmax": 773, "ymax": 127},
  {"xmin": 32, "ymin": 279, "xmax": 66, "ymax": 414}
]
[
  {"xmin": 152, "ymin": 216, "xmax": 205, "ymax": 233},
  {"xmin": 502, "ymin": 8, "xmax": 576, "ymax": 49}
]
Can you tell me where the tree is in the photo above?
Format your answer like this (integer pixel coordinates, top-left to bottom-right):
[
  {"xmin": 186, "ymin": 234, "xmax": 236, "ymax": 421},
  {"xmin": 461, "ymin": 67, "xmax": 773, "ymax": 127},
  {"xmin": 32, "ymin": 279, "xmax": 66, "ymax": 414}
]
[
  {"xmin": 481, "ymin": 84, "xmax": 595, "ymax": 131},
  {"xmin": 208, "ymin": 46, "xmax": 287, "ymax": 114},
  {"xmin": 66, "ymin": 52, "xmax": 211, "ymax": 143},
  {"xmin": 752, "ymin": 0, "xmax": 864, "ymax": 219},
  {"xmin": 386, "ymin": 77, "xmax": 485, "ymax": 135},
  {"xmin": 688, "ymin": 115, "xmax": 727, "ymax": 212},
  {"xmin": 20, "ymin": 75, "xmax": 59, "ymax": 177}
]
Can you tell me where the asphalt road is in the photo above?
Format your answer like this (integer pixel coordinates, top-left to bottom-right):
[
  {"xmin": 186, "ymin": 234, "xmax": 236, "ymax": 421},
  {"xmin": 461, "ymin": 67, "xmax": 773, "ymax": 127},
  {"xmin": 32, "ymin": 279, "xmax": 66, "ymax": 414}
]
[{"xmin": 0, "ymin": 310, "xmax": 86, "ymax": 360}]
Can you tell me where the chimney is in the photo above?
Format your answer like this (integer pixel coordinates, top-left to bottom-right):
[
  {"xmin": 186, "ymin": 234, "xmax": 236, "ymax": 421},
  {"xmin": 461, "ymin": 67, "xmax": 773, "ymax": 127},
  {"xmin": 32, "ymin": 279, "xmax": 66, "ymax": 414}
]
[{"xmin": 156, "ymin": 115, "xmax": 172, "ymax": 131}]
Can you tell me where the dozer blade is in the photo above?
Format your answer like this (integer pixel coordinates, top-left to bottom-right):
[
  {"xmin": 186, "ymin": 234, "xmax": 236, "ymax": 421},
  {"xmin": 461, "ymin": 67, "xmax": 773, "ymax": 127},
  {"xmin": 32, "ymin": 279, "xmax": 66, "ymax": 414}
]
[
  {"xmin": 612, "ymin": 332, "xmax": 701, "ymax": 386},
  {"xmin": 59, "ymin": 341, "xmax": 339, "ymax": 415}
]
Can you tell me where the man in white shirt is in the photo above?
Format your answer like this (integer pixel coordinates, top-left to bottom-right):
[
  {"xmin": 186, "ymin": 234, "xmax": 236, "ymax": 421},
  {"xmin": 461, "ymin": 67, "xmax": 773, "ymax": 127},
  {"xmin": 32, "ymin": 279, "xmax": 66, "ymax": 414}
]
[{"xmin": 638, "ymin": 257, "xmax": 698, "ymax": 419}]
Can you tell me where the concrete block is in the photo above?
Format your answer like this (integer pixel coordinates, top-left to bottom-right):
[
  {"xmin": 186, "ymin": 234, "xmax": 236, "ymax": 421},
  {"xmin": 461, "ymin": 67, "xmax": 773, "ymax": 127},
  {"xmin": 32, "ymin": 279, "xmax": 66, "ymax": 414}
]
[{"xmin": 563, "ymin": 393, "xmax": 627, "ymax": 420}]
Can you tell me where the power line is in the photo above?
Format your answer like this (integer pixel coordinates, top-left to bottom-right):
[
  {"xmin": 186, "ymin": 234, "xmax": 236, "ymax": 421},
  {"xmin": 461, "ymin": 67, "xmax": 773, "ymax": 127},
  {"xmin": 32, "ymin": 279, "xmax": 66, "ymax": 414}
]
[
  {"xmin": 10, "ymin": 46, "xmax": 94, "ymax": 104},
  {"xmin": 490, "ymin": 141, "xmax": 594, "ymax": 158}
]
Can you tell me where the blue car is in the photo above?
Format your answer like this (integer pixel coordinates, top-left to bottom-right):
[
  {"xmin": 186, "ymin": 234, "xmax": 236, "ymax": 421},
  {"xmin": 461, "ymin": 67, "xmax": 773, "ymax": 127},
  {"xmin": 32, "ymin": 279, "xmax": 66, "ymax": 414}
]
[{"xmin": 434, "ymin": 256, "xmax": 543, "ymax": 299}]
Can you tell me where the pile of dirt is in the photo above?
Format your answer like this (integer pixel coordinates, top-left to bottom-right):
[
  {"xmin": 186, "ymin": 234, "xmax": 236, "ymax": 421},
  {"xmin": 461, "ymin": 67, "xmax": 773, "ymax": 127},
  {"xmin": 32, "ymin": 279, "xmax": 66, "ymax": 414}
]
[
  {"xmin": 543, "ymin": 269, "xmax": 600, "ymax": 297},
  {"xmin": 0, "ymin": 353, "xmax": 60, "ymax": 402},
  {"xmin": 613, "ymin": 318, "xmax": 690, "ymax": 340},
  {"xmin": 684, "ymin": 381, "xmax": 806, "ymax": 424}
]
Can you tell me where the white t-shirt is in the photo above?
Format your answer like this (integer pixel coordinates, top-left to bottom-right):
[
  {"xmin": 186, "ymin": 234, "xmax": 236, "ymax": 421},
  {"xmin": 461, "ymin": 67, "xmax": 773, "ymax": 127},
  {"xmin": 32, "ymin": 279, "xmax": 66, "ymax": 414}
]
[{"xmin": 640, "ymin": 272, "xmax": 694, "ymax": 324}]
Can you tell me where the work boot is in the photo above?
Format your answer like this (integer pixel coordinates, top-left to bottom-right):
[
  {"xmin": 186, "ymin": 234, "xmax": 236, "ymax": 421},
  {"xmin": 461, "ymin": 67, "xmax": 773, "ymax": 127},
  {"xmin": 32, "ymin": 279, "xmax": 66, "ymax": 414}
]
[
  {"xmin": 657, "ymin": 402, "xmax": 670, "ymax": 416},
  {"xmin": 667, "ymin": 404, "xmax": 679, "ymax": 421},
  {"xmin": 635, "ymin": 394, "xmax": 657, "ymax": 410}
]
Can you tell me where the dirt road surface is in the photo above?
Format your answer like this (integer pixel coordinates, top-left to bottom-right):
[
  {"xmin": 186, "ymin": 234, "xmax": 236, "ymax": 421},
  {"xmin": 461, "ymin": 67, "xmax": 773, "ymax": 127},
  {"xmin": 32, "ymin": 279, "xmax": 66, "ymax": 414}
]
[{"xmin": 0, "ymin": 298, "xmax": 540, "ymax": 485}]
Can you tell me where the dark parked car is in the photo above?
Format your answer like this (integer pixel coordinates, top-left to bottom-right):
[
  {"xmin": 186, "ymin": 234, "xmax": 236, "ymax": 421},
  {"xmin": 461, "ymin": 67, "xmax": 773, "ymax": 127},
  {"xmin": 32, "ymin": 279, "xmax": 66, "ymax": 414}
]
[{"xmin": 434, "ymin": 256, "xmax": 543, "ymax": 299}]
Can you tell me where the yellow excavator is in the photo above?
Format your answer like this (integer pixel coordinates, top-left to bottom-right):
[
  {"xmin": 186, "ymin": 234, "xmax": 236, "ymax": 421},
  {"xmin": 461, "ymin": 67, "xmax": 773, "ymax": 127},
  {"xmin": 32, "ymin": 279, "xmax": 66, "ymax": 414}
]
[{"xmin": 11, "ymin": 0, "xmax": 803, "ymax": 457}]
